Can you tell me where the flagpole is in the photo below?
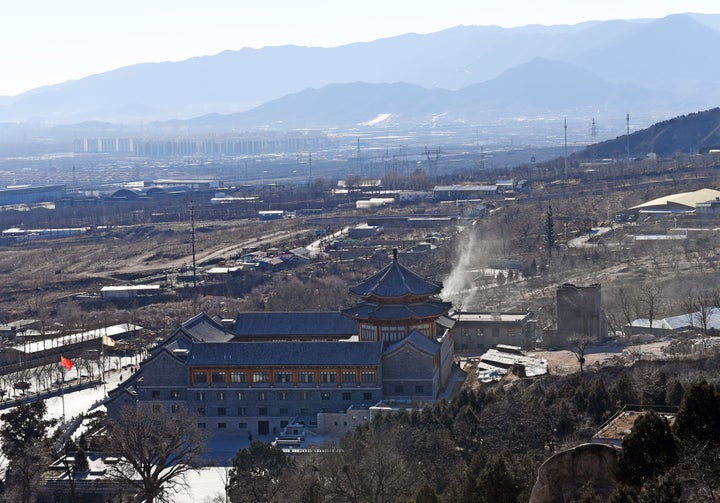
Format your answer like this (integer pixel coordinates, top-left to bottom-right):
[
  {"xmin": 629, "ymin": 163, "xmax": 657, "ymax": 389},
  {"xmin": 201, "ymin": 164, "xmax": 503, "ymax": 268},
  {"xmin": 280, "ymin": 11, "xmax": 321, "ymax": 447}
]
[
  {"xmin": 60, "ymin": 355, "xmax": 73, "ymax": 422},
  {"xmin": 101, "ymin": 329, "xmax": 106, "ymax": 396},
  {"xmin": 103, "ymin": 333, "xmax": 107, "ymax": 397},
  {"xmin": 61, "ymin": 366, "xmax": 65, "ymax": 422}
]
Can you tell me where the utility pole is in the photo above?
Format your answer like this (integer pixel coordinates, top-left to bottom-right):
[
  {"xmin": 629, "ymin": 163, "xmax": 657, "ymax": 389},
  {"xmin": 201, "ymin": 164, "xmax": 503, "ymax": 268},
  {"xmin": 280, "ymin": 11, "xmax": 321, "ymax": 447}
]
[
  {"xmin": 564, "ymin": 119, "xmax": 568, "ymax": 179},
  {"xmin": 425, "ymin": 147, "xmax": 440, "ymax": 180},
  {"xmin": 190, "ymin": 202, "xmax": 197, "ymax": 289},
  {"xmin": 626, "ymin": 113, "xmax": 631, "ymax": 160}
]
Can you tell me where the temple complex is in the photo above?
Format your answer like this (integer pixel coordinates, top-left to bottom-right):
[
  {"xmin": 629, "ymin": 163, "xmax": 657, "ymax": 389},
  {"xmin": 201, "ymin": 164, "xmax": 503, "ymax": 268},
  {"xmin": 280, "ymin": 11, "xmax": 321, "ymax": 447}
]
[{"xmin": 105, "ymin": 249, "xmax": 456, "ymax": 438}]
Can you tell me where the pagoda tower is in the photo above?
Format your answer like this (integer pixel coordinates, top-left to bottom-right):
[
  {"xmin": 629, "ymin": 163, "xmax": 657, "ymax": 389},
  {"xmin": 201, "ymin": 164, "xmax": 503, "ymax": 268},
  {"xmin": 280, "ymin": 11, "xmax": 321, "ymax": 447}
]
[{"xmin": 342, "ymin": 249, "xmax": 453, "ymax": 344}]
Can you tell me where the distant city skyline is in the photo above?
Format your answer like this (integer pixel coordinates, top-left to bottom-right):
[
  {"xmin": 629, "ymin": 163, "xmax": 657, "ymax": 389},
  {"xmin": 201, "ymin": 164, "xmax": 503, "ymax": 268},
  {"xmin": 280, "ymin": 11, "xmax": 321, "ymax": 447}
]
[{"xmin": 1, "ymin": 0, "xmax": 719, "ymax": 96}]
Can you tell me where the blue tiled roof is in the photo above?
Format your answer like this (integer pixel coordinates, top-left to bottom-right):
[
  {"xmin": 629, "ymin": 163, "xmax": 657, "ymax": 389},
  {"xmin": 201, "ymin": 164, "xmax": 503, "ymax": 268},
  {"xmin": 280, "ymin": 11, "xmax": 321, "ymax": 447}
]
[
  {"xmin": 181, "ymin": 312, "xmax": 234, "ymax": 342},
  {"xmin": 233, "ymin": 312, "xmax": 358, "ymax": 338},
  {"xmin": 384, "ymin": 329, "xmax": 440, "ymax": 356},
  {"xmin": 349, "ymin": 253, "xmax": 443, "ymax": 299},
  {"xmin": 342, "ymin": 300, "xmax": 452, "ymax": 321},
  {"xmin": 187, "ymin": 341, "xmax": 383, "ymax": 366}
]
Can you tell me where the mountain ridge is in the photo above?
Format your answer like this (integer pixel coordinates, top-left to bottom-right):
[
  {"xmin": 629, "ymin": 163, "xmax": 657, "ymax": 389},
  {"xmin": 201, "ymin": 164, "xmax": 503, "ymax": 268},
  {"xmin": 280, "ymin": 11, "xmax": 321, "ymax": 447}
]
[{"xmin": 1, "ymin": 13, "xmax": 720, "ymax": 127}]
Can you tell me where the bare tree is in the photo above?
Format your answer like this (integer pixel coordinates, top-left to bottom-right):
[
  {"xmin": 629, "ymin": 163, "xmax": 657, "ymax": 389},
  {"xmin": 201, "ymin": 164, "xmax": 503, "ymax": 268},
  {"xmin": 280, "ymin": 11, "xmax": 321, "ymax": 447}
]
[
  {"xmin": 569, "ymin": 337, "xmax": 591, "ymax": 376},
  {"xmin": 612, "ymin": 286, "xmax": 641, "ymax": 340},
  {"xmin": 321, "ymin": 427, "xmax": 418, "ymax": 503},
  {"xmin": 682, "ymin": 289, "xmax": 720, "ymax": 351},
  {"xmin": 2, "ymin": 441, "xmax": 50, "ymax": 503},
  {"xmin": 639, "ymin": 281, "xmax": 665, "ymax": 336},
  {"xmin": 105, "ymin": 405, "xmax": 207, "ymax": 503}
]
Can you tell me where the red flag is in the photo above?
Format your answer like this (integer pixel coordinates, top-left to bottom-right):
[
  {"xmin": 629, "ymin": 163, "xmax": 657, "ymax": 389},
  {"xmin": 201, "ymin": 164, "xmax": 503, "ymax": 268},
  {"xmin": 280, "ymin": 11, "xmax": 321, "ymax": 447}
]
[{"xmin": 61, "ymin": 355, "xmax": 74, "ymax": 370}]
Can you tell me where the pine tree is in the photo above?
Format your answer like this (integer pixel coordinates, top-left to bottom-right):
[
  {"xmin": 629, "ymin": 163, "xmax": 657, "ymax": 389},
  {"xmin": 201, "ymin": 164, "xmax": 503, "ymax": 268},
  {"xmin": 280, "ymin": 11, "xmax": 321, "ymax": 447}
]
[
  {"xmin": 545, "ymin": 205, "xmax": 557, "ymax": 258},
  {"xmin": 73, "ymin": 447, "xmax": 89, "ymax": 473},
  {"xmin": 619, "ymin": 411, "xmax": 677, "ymax": 487},
  {"xmin": 674, "ymin": 380, "xmax": 720, "ymax": 446}
]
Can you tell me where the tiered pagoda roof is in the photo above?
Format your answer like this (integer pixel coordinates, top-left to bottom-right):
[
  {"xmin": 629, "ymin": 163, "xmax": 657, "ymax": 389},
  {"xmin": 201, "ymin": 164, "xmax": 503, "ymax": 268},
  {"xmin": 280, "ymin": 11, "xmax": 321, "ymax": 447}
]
[
  {"xmin": 343, "ymin": 249, "xmax": 452, "ymax": 323},
  {"xmin": 349, "ymin": 249, "xmax": 443, "ymax": 301},
  {"xmin": 342, "ymin": 300, "xmax": 451, "ymax": 321}
]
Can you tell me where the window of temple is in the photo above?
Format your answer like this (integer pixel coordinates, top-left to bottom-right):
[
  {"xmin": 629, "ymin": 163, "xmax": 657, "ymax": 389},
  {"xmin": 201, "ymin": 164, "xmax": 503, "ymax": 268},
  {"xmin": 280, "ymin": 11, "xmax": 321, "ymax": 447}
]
[
  {"xmin": 380, "ymin": 326, "xmax": 406, "ymax": 343},
  {"xmin": 413, "ymin": 323, "xmax": 431, "ymax": 336},
  {"xmin": 320, "ymin": 371, "xmax": 337, "ymax": 384},
  {"xmin": 231, "ymin": 372, "xmax": 248, "ymax": 383},
  {"xmin": 360, "ymin": 324, "xmax": 377, "ymax": 341},
  {"xmin": 361, "ymin": 371, "xmax": 376, "ymax": 384},
  {"xmin": 298, "ymin": 371, "xmax": 314, "ymax": 384},
  {"xmin": 342, "ymin": 371, "xmax": 356, "ymax": 384},
  {"xmin": 252, "ymin": 371, "xmax": 270, "ymax": 384},
  {"xmin": 275, "ymin": 372, "xmax": 293, "ymax": 384}
]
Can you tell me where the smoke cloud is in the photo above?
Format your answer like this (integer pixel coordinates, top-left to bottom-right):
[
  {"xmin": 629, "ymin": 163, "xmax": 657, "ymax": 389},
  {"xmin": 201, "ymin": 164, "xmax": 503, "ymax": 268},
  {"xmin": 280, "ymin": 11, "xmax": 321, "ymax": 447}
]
[{"xmin": 441, "ymin": 228, "xmax": 497, "ymax": 310}]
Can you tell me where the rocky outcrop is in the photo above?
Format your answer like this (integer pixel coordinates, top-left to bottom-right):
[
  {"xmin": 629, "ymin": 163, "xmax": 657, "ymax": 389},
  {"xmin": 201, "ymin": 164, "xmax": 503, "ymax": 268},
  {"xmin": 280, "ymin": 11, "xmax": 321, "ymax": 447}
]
[{"xmin": 529, "ymin": 443, "xmax": 621, "ymax": 503}]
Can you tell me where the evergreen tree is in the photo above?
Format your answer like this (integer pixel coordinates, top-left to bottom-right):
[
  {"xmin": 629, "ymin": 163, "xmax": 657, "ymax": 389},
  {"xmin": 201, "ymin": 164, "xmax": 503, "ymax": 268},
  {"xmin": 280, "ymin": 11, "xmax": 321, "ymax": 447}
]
[
  {"xmin": 0, "ymin": 401, "xmax": 55, "ymax": 461},
  {"xmin": 414, "ymin": 482, "xmax": 440, "ymax": 503},
  {"xmin": 545, "ymin": 205, "xmax": 557, "ymax": 258},
  {"xmin": 674, "ymin": 380, "xmax": 720, "ymax": 446},
  {"xmin": 73, "ymin": 447, "xmax": 89, "ymax": 473},
  {"xmin": 611, "ymin": 372, "xmax": 638, "ymax": 407},
  {"xmin": 665, "ymin": 380, "xmax": 684, "ymax": 407},
  {"xmin": 619, "ymin": 411, "xmax": 677, "ymax": 487},
  {"xmin": 587, "ymin": 379, "xmax": 611, "ymax": 422},
  {"xmin": 227, "ymin": 441, "xmax": 291, "ymax": 503}
]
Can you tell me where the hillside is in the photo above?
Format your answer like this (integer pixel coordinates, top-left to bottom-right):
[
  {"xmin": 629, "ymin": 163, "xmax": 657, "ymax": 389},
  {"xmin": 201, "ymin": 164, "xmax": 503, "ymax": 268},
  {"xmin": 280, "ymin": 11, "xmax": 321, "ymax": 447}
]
[{"xmin": 578, "ymin": 107, "xmax": 720, "ymax": 158}]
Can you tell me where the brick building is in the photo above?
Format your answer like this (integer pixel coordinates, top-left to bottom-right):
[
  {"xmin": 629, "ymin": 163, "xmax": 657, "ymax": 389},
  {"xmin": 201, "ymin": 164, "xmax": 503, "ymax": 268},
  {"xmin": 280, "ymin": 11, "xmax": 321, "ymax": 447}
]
[{"xmin": 554, "ymin": 283, "xmax": 607, "ymax": 347}]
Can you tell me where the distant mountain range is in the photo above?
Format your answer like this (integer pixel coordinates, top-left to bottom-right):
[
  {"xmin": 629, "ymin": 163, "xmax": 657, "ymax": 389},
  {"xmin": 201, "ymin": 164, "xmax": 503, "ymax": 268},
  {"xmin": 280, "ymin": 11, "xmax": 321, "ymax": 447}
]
[
  {"xmin": 2, "ymin": 13, "xmax": 720, "ymax": 130},
  {"xmin": 172, "ymin": 59, "xmax": 673, "ymax": 131}
]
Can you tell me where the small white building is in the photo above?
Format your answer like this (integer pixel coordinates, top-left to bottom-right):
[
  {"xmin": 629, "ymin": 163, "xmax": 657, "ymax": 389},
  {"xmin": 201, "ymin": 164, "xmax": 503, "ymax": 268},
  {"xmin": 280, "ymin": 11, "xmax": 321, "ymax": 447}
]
[
  {"xmin": 101, "ymin": 285, "xmax": 162, "ymax": 299},
  {"xmin": 356, "ymin": 198, "xmax": 395, "ymax": 209}
]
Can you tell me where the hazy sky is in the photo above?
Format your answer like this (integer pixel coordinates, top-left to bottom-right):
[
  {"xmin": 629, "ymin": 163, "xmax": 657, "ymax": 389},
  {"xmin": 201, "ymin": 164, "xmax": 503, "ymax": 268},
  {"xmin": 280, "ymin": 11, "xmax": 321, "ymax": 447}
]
[{"xmin": 2, "ymin": 0, "xmax": 719, "ymax": 96}]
